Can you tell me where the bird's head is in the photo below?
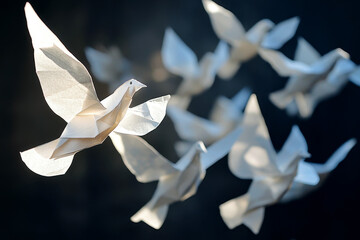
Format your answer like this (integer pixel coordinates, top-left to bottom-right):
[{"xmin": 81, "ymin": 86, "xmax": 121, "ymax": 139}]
[{"xmin": 124, "ymin": 79, "xmax": 147, "ymax": 95}]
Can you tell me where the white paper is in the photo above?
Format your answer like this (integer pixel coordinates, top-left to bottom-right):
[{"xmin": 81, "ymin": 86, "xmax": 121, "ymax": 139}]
[
  {"xmin": 203, "ymin": 0, "xmax": 299, "ymax": 79},
  {"xmin": 85, "ymin": 46, "xmax": 132, "ymax": 92},
  {"xmin": 111, "ymin": 128, "xmax": 242, "ymax": 229},
  {"xmin": 162, "ymin": 27, "xmax": 229, "ymax": 109},
  {"xmin": 260, "ymin": 38, "xmax": 357, "ymax": 118},
  {"xmin": 167, "ymin": 88, "xmax": 250, "ymax": 155},
  {"xmin": 20, "ymin": 3, "xmax": 170, "ymax": 177},
  {"xmin": 221, "ymin": 94, "xmax": 315, "ymax": 233},
  {"xmin": 281, "ymin": 138, "xmax": 356, "ymax": 203}
]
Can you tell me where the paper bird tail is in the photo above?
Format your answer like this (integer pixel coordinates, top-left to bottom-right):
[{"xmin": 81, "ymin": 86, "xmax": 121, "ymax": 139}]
[
  {"xmin": 131, "ymin": 203, "xmax": 169, "ymax": 229},
  {"xmin": 217, "ymin": 59, "xmax": 241, "ymax": 80},
  {"xmin": 220, "ymin": 194, "xmax": 265, "ymax": 234},
  {"xmin": 269, "ymin": 89, "xmax": 293, "ymax": 109},
  {"xmin": 20, "ymin": 139, "xmax": 74, "ymax": 177}
]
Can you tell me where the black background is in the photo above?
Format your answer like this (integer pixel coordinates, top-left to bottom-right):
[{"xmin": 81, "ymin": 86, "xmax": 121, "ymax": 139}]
[{"xmin": 2, "ymin": 0, "xmax": 360, "ymax": 239}]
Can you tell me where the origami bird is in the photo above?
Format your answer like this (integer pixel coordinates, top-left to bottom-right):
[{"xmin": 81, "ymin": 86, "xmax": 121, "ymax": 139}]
[
  {"xmin": 220, "ymin": 95, "xmax": 319, "ymax": 234},
  {"xmin": 161, "ymin": 27, "xmax": 229, "ymax": 109},
  {"xmin": 260, "ymin": 38, "xmax": 360, "ymax": 118},
  {"xmin": 167, "ymin": 88, "xmax": 250, "ymax": 155},
  {"xmin": 281, "ymin": 138, "xmax": 356, "ymax": 203},
  {"xmin": 85, "ymin": 46, "xmax": 133, "ymax": 92},
  {"xmin": 203, "ymin": 0, "xmax": 299, "ymax": 79},
  {"xmin": 20, "ymin": 3, "xmax": 170, "ymax": 177},
  {"xmin": 110, "ymin": 127, "xmax": 242, "ymax": 229}
]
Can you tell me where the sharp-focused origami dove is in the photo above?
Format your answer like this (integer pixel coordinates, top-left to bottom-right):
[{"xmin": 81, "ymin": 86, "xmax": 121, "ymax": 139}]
[
  {"xmin": 167, "ymin": 88, "xmax": 251, "ymax": 155},
  {"xmin": 110, "ymin": 127, "xmax": 242, "ymax": 229},
  {"xmin": 20, "ymin": 3, "xmax": 170, "ymax": 177},
  {"xmin": 220, "ymin": 95, "xmax": 319, "ymax": 234},
  {"xmin": 162, "ymin": 27, "xmax": 229, "ymax": 109},
  {"xmin": 281, "ymin": 138, "xmax": 356, "ymax": 203},
  {"xmin": 85, "ymin": 46, "xmax": 133, "ymax": 92},
  {"xmin": 202, "ymin": 0, "xmax": 299, "ymax": 79},
  {"xmin": 260, "ymin": 38, "xmax": 360, "ymax": 118}
]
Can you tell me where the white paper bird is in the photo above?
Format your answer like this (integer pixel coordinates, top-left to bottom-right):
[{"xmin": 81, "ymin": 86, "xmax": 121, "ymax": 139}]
[
  {"xmin": 260, "ymin": 38, "xmax": 360, "ymax": 118},
  {"xmin": 220, "ymin": 95, "xmax": 319, "ymax": 234},
  {"xmin": 281, "ymin": 138, "xmax": 356, "ymax": 203},
  {"xmin": 203, "ymin": 0, "xmax": 299, "ymax": 79},
  {"xmin": 167, "ymin": 88, "xmax": 251, "ymax": 155},
  {"xmin": 110, "ymin": 127, "xmax": 242, "ymax": 229},
  {"xmin": 85, "ymin": 46, "xmax": 133, "ymax": 92},
  {"xmin": 161, "ymin": 27, "xmax": 229, "ymax": 109},
  {"xmin": 20, "ymin": 3, "xmax": 170, "ymax": 177}
]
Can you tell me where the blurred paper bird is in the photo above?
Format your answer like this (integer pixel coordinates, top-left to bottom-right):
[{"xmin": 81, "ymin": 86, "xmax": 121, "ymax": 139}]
[
  {"xmin": 203, "ymin": 0, "xmax": 299, "ymax": 79},
  {"xmin": 110, "ymin": 127, "xmax": 242, "ymax": 229},
  {"xmin": 220, "ymin": 95, "xmax": 318, "ymax": 234},
  {"xmin": 281, "ymin": 138, "xmax": 356, "ymax": 202},
  {"xmin": 162, "ymin": 27, "xmax": 229, "ymax": 109},
  {"xmin": 260, "ymin": 38, "xmax": 360, "ymax": 118},
  {"xmin": 167, "ymin": 88, "xmax": 251, "ymax": 155},
  {"xmin": 85, "ymin": 46, "xmax": 133, "ymax": 92}
]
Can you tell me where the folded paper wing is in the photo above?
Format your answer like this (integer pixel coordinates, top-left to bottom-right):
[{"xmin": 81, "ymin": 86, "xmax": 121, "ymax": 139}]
[
  {"xmin": 281, "ymin": 138, "xmax": 356, "ymax": 203},
  {"xmin": 246, "ymin": 19, "xmax": 274, "ymax": 45},
  {"xmin": 310, "ymin": 138, "xmax": 356, "ymax": 175},
  {"xmin": 110, "ymin": 133, "xmax": 177, "ymax": 183},
  {"xmin": 25, "ymin": 3, "xmax": 104, "ymax": 122},
  {"xmin": 113, "ymin": 95, "xmax": 171, "ymax": 136},
  {"xmin": 276, "ymin": 125, "xmax": 310, "ymax": 174},
  {"xmin": 294, "ymin": 38, "xmax": 321, "ymax": 65},
  {"xmin": 259, "ymin": 49, "xmax": 315, "ymax": 76},
  {"xmin": 167, "ymin": 106, "xmax": 225, "ymax": 144},
  {"xmin": 202, "ymin": 0, "xmax": 246, "ymax": 47},
  {"xmin": 162, "ymin": 28, "xmax": 199, "ymax": 78},
  {"xmin": 85, "ymin": 46, "xmax": 131, "ymax": 84},
  {"xmin": 261, "ymin": 17, "xmax": 300, "ymax": 50},
  {"xmin": 229, "ymin": 95, "xmax": 278, "ymax": 179}
]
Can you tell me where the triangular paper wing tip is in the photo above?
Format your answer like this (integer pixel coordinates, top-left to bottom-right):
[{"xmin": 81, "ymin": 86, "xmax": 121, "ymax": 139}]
[
  {"xmin": 24, "ymin": 2, "xmax": 32, "ymax": 11},
  {"xmin": 292, "ymin": 16, "xmax": 300, "ymax": 24},
  {"xmin": 245, "ymin": 94, "xmax": 260, "ymax": 114},
  {"xmin": 130, "ymin": 206, "xmax": 166, "ymax": 229}
]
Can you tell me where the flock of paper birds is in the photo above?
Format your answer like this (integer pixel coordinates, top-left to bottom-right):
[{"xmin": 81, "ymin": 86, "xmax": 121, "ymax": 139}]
[{"xmin": 21, "ymin": 0, "xmax": 358, "ymax": 234}]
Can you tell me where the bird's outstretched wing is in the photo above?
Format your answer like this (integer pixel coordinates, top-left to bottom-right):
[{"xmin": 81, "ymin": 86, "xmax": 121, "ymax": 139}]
[
  {"xmin": 113, "ymin": 95, "xmax": 171, "ymax": 136},
  {"xmin": 25, "ymin": 3, "xmax": 104, "ymax": 122},
  {"xmin": 202, "ymin": 0, "xmax": 246, "ymax": 46},
  {"xmin": 161, "ymin": 28, "xmax": 199, "ymax": 78},
  {"xmin": 110, "ymin": 133, "xmax": 177, "ymax": 183},
  {"xmin": 261, "ymin": 17, "xmax": 300, "ymax": 49}
]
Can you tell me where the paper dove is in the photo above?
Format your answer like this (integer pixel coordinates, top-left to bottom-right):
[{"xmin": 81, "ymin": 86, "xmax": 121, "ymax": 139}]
[
  {"xmin": 85, "ymin": 46, "xmax": 133, "ymax": 92},
  {"xmin": 220, "ymin": 95, "xmax": 318, "ymax": 234},
  {"xmin": 162, "ymin": 27, "xmax": 229, "ymax": 109},
  {"xmin": 260, "ymin": 38, "xmax": 360, "ymax": 118},
  {"xmin": 20, "ymin": 3, "xmax": 170, "ymax": 177},
  {"xmin": 203, "ymin": 0, "xmax": 299, "ymax": 79},
  {"xmin": 281, "ymin": 138, "xmax": 356, "ymax": 203},
  {"xmin": 110, "ymin": 127, "xmax": 243, "ymax": 229},
  {"xmin": 167, "ymin": 88, "xmax": 251, "ymax": 155}
]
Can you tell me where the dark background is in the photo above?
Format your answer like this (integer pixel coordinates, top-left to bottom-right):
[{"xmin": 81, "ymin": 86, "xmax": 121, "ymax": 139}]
[{"xmin": 2, "ymin": 0, "xmax": 360, "ymax": 239}]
